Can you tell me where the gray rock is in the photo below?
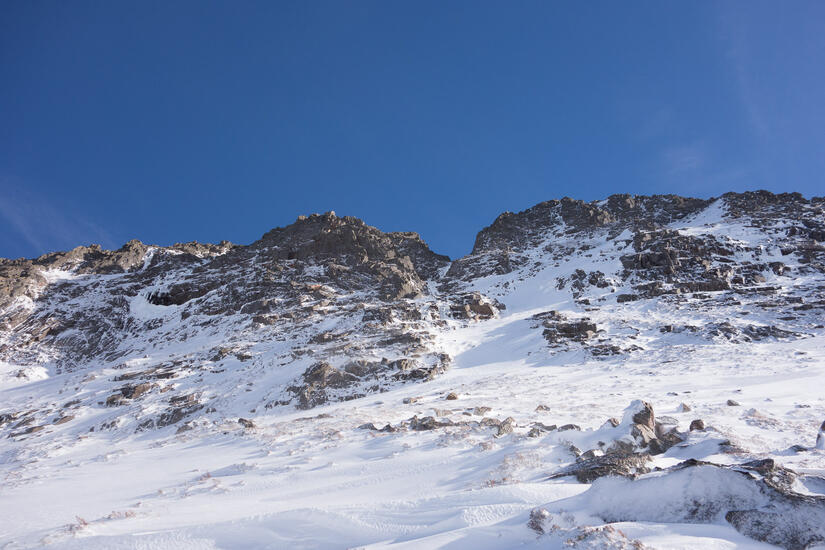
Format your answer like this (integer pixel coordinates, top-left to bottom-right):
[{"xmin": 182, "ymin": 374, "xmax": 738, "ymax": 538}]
[
  {"xmin": 549, "ymin": 452, "xmax": 652, "ymax": 483},
  {"xmin": 690, "ymin": 419, "xmax": 706, "ymax": 431}
]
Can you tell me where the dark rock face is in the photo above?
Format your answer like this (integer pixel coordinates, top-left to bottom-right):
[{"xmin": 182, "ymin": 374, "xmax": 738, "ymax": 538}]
[
  {"xmin": 0, "ymin": 240, "xmax": 232, "ymax": 309},
  {"xmin": 254, "ymin": 211, "xmax": 449, "ymax": 300},
  {"xmin": 446, "ymin": 194, "xmax": 713, "ymax": 282},
  {"xmin": 618, "ymin": 229, "xmax": 737, "ymax": 297},
  {"xmin": 472, "ymin": 195, "xmax": 713, "ymax": 258},
  {"xmin": 446, "ymin": 191, "xmax": 825, "ymax": 288},
  {"xmin": 291, "ymin": 362, "xmax": 359, "ymax": 410},
  {"xmin": 534, "ymin": 311, "xmax": 598, "ymax": 347}
]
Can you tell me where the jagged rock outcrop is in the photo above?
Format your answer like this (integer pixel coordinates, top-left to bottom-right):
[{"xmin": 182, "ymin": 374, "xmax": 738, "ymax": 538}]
[
  {"xmin": 0, "ymin": 190, "xmax": 822, "ymax": 429},
  {"xmin": 0, "ymin": 212, "xmax": 455, "ymax": 423},
  {"xmin": 445, "ymin": 192, "xmax": 824, "ymax": 286}
]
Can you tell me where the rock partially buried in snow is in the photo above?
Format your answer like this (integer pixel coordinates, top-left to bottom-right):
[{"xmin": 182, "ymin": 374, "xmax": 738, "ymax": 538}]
[
  {"xmin": 629, "ymin": 400, "xmax": 655, "ymax": 430},
  {"xmin": 528, "ymin": 509, "xmax": 651, "ymax": 548},
  {"xmin": 545, "ymin": 458, "xmax": 825, "ymax": 550},
  {"xmin": 572, "ymin": 459, "xmax": 825, "ymax": 550},
  {"xmin": 559, "ymin": 423, "xmax": 581, "ymax": 431},
  {"xmin": 689, "ymin": 419, "xmax": 706, "ymax": 431},
  {"xmin": 548, "ymin": 452, "xmax": 652, "ymax": 483},
  {"xmin": 618, "ymin": 400, "xmax": 684, "ymax": 455},
  {"xmin": 448, "ymin": 292, "xmax": 500, "ymax": 320},
  {"xmin": 237, "ymin": 418, "xmax": 255, "ymax": 429}
]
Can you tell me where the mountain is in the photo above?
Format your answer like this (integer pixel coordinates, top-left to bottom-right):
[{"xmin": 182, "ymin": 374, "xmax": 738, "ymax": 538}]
[{"xmin": 1, "ymin": 191, "xmax": 824, "ymax": 549}]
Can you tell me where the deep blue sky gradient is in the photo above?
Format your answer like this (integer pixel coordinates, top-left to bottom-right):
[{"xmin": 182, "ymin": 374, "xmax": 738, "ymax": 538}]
[{"xmin": 2, "ymin": 1, "xmax": 824, "ymax": 259}]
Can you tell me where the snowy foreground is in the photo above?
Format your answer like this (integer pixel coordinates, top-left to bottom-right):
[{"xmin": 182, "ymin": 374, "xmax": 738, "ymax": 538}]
[{"xmin": 1, "ymin": 195, "xmax": 824, "ymax": 549}]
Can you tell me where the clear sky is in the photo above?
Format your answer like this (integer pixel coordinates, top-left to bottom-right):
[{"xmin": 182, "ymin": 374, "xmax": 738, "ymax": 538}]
[{"xmin": 2, "ymin": 1, "xmax": 824, "ymax": 260}]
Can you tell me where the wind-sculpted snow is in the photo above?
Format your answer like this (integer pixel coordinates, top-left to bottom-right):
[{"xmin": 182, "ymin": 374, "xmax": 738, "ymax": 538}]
[
  {"xmin": 1, "ymin": 191, "xmax": 824, "ymax": 549},
  {"xmin": 540, "ymin": 459, "xmax": 825, "ymax": 549}
]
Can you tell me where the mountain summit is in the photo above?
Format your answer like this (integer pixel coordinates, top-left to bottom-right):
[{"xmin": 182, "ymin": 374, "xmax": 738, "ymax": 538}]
[{"xmin": 1, "ymin": 191, "xmax": 824, "ymax": 549}]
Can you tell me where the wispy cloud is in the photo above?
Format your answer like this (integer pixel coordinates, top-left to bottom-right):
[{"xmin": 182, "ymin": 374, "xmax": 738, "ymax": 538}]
[
  {"xmin": 0, "ymin": 177, "xmax": 117, "ymax": 259},
  {"xmin": 719, "ymin": 9, "xmax": 770, "ymax": 142},
  {"xmin": 662, "ymin": 143, "xmax": 707, "ymax": 177}
]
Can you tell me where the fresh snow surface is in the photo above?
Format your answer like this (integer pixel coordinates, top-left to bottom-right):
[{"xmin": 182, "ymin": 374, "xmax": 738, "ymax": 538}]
[{"xmin": 1, "ymin": 202, "xmax": 825, "ymax": 549}]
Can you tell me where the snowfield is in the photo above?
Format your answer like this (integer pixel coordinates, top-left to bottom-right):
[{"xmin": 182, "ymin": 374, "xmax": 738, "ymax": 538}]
[{"xmin": 1, "ymin": 194, "xmax": 824, "ymax": 549}]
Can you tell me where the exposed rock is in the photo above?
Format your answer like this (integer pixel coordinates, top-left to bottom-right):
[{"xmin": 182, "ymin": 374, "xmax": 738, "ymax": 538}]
[
  {"xmin": 614, "ymin": 400, "xmax": 684, "ymax": 455},
  {"xmin": 157, "ymin": 398, "xmax": 203, "ymax": 427},
  {"xmin": 122, "ymin": 382, "xmax": 154, "ymax": 399},
  {"xmin": 630, "ymin": 401, "xmax": 655, "ymax": 430},
  {"xmin": 10, "ymin": 425, "xmax": 46, "ymax": 437},
  {"xmin": 496, "ymin": 417, "xmax": 515, "ymax": 436},
  {"xmin": 105, "ymin": 393, "xmax": 125, "ymax": 407},
  {"xmin": 448, "ymin": 292, "xmax": 500, "ymax": 320},
  {"xmin": 559, "ymin": 424, "xmax": 581, "ymax": 431},
  {"xmin": 238, "ymin": 418, "xmax": 255, "ymax": 429},
  {"xmin": 540, "ymin": 312, "xmax": 598, "ymax": 346},
  {"xmin": 407, "ymin": 415, "xmax": 453, "ymax": 431},
  {"xmin": 527, "ymin": 510, "xmax": 652, "ymax": 548},
  {"xmin": 291, "ymin": 362, "xmax": 358, "ymax": 410},
  {"xmin": 549, "ymin": 452, "xmax": 652, "ymax": 483},
  {"xmin": 532, "ymin": 422, "xmax": 557, "ymax": 432},
  {"xmin": 689, "ymin": 419, "xmax": 706, "ymax": 431}
]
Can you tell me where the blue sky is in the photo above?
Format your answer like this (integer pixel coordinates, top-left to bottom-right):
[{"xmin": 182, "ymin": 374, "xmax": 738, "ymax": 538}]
[{"xmin": 2, "ymin": 1, "xmax": 824, "ymax": 260}]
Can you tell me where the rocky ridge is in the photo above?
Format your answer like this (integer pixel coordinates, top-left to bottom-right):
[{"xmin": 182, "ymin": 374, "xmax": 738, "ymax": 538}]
[
  {"xmin": 2, "ymin": 193, "xmax": 824, "ymax": 423},
  {"xmin": 1, "ymin": 191, "xmax": 825, "ymax": 548}
]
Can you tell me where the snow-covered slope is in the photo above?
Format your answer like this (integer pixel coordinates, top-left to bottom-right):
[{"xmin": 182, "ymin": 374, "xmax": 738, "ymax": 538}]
[{"xmin": 1, "ymin": 191, "xmax": 824, "ymax": 549}]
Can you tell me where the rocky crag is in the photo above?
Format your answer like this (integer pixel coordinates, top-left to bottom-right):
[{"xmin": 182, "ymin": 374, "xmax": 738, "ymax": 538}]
[
  {"xmin": 2, "ymin": 192, "xmax": 824, "ymax": 424},
  {"xmin": 1, "ymin": 190, "xmax": 824, "ymax": 549}
]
